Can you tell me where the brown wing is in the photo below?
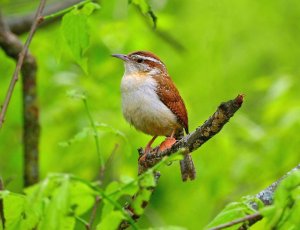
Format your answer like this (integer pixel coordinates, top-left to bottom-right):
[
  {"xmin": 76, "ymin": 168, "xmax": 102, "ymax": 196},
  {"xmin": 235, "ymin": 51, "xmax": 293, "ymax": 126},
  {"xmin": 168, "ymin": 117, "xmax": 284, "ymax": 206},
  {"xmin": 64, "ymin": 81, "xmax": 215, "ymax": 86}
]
[{"xmin": 153, "ymin": 74, "xmax": 189, "ymax": 134}]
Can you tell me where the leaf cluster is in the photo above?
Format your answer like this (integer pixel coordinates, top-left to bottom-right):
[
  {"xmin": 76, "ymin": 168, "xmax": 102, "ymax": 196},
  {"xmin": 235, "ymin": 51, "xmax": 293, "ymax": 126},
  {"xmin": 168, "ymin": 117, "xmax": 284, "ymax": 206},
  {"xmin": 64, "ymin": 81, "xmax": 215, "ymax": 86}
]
[{"xmin": 206, "ymin": 171, "xmax": 300, "ymax": 230}]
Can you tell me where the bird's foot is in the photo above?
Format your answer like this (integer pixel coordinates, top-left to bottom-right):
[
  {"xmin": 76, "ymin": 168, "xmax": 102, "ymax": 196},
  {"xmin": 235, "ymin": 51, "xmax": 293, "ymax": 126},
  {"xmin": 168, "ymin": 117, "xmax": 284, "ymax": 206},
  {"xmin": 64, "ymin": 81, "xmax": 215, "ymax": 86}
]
[
  {"xmin": 138, "ymin": 146, "xmax": 153, "ymax": 166},
  {"xmin": 144, "ymin": 145, "xmax": 153, "ymax": 154},
  {"xmin": 158, "ymin": 137, "xmax": 176, "ymax": 152}
]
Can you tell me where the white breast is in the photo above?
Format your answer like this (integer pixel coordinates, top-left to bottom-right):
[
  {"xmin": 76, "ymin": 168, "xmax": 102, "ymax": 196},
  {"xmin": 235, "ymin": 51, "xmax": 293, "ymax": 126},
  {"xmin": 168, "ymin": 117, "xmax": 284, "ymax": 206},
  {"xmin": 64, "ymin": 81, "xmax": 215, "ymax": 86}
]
[{"xmin": 121, "ymin": 73, "xmax": 180, "ymax": 136}]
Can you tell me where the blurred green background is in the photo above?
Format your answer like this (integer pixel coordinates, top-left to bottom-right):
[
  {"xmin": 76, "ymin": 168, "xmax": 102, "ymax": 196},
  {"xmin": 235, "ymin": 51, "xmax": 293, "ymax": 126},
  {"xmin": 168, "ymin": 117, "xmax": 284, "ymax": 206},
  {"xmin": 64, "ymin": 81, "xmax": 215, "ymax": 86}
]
[{"xmin": 1, "ymin": 0, "xmax": 300, "ymax": 229}]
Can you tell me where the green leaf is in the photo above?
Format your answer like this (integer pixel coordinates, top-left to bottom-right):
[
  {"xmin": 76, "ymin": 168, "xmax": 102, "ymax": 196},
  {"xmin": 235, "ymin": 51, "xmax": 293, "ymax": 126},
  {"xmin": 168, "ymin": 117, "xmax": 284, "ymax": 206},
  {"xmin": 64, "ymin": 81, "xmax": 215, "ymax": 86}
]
[
  {"xmin": 0, "ymin": 191, "xmax": 39, "ymax": 230},
  {"xmin": 167, "ymin": 151, "xmax": 185, "ymax": 162},
  {"xmin": 146, "ymin": 226, "xmax": 187, "ymax": 230},
  {"xmin": 81, "ymin": 2, "xmax": 101, "ymax": 16},
  {"xmin": 129, "ymin": 0, "xmax": 157, "ymax": 28},
  {"xmin": 61, "ymin": 9, "xmax": 89, "ymax": 73},
  {"xmin": 258, "ymin": 171, "xmax": 300, "ymax": 229},
  {"xmin": 59, "ymin": 127, "xmax": 90, "ymax": 147},
  {"xmin": 139, "ymin": 172, "xmax": 156, "ymax": 188},
  {"xmin": 95, "ymin": 123, "xmax": 128, "ymax": 141},
  {"xmin": 101, "ymin": 178, "xmax": 138, "ymax": 221},
  {"xmin": 66, "ymin": 89, "xmax": 87, "ymax": 100},
  {"xmin": 131, "ymin": 189, "xmax": 152, "ymax": 215},
  {"xmin": 38, "ymin": 175, "xmax": 71, "ymax": 230},
  {"xmin": 205, "ymin": 201, "xmax": 256, "ymax": 230},
  {"xmin": 118, "ymin": 176, "xmax": 139, "ymax": 196},
  {"xmin": 68, "ymin": 180, "xmax": 95, "ymax": 216},
  {"xmin": 274, "ymin": 171, "xmax": 300, "ymax": 208},
  {"xmin": 96, "ymin": 211, "xmax": 124, "ymax": 230},
  {"xmin": 129, "ymin": 0, "xmax": 148, "ymax": 13},
  {"xmin": 101, "ymin": 181, "xmax": 122, "ymax": 220}
]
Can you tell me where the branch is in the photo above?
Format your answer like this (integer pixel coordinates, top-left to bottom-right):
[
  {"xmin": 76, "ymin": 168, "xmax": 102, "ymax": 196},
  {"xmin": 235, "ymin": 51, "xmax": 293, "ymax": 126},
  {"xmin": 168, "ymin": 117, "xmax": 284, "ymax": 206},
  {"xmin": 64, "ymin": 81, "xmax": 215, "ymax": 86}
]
[
  {"xmin": 6, "ymin": 0, "xmax": 82, "ymax": 35},
  {"xmin": 138, "ymin": 94, "xmax": 244, "ymax": 174},
  {"xmin": 119, "ymin": 95, "xmax": 244, "ymax": 229}
]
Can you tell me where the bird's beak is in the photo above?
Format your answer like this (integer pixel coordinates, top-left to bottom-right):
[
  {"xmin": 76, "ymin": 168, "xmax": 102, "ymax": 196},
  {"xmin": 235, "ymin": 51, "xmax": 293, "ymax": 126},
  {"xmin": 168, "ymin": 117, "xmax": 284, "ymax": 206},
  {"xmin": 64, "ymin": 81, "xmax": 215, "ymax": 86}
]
[{"xmin": 112, "ymin": 54, "xmax": 129, "ymax": 61}]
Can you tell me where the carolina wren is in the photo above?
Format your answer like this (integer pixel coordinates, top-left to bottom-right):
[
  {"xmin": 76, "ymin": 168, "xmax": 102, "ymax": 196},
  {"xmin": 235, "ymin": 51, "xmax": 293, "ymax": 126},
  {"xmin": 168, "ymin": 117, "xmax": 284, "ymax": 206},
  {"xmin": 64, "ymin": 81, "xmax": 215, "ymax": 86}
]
[{"xmin": 113, "ymin": 51, "xmax": 196, "ymax": 181}]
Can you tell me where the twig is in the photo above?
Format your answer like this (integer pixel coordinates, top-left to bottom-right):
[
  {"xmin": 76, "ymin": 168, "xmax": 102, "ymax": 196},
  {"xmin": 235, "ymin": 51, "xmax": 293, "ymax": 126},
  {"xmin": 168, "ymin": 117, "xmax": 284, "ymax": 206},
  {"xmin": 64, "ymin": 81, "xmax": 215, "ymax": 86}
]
[
  {"xmin": 86, "ymin": 145, "xmax": 119, "ymax": 230},
  {"xmin": 119, "ymin": 95, "xmax": 244, "ymax": 229},
  {"xmin": 209, "ymin": 213, "xmax": 262, "ymax": 230},
  {"xmin": 0, "ymin": 178, "xmax": 5, "ymax": 229},
  {"xmin": 86, "ymin": 196, "xmax": 101, "ymax": 230},
  {"xmin": 0, "ymin": 0, "xmax": 46, "ymax": 129},
  {"xmin": 82, "ymin": 97, "xmax": 105, "ymax": 177},
  {"xmin": 100, "ymin": 143, "xmax": 119, "ymax": 181}
]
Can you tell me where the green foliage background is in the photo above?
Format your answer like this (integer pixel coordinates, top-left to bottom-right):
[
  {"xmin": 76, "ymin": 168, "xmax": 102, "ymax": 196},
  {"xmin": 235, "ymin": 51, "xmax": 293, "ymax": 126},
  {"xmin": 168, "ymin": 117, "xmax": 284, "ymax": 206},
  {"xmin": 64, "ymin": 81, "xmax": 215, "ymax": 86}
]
[{"xmin": 1, "ymin": 0, "xmax": 300, "ymax": 229}]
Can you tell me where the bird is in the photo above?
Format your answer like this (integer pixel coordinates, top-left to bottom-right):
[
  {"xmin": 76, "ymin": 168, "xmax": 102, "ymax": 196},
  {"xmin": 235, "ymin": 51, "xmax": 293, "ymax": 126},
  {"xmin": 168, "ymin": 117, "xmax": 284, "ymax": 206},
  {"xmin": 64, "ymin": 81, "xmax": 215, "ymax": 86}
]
[{"xmin": 112, "ymin": 50, "xmax": 196, "ymax": 181}]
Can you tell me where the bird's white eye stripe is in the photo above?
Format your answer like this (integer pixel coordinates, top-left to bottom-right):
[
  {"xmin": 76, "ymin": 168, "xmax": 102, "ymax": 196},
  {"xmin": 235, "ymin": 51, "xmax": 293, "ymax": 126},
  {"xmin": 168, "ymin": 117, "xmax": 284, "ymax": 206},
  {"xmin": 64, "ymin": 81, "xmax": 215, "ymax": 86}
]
[{"xmin": 134, "ymin": 55, "xmax": 164, "ymax": 66}]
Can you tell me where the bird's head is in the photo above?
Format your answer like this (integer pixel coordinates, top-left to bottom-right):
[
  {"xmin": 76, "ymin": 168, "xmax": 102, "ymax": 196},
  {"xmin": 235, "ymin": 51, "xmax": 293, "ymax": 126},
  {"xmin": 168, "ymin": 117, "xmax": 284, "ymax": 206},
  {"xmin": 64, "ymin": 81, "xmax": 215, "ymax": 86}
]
[{"xmin": 112, "ymin": 51, "xmax": 167, "ymax": 76}]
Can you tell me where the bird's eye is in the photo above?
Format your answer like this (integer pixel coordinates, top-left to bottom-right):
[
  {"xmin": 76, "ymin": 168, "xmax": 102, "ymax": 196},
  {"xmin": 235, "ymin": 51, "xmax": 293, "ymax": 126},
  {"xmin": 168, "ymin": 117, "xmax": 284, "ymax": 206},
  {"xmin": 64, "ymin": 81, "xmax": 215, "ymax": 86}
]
[{"xmin": 137, "ymin": 58, "xmax": 143, "ymax": 63}]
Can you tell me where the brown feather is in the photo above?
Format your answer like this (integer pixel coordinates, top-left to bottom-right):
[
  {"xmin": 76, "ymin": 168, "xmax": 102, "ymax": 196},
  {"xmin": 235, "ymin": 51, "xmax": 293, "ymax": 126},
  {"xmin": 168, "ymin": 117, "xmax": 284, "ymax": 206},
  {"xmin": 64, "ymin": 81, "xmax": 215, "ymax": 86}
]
[
  {"xmin": 129, "ymin": 51, "xmax": 163, "ymax": 63},
  {"xmin": 153, "ymin": 74, "xmax": 189, "ymax": 134}
]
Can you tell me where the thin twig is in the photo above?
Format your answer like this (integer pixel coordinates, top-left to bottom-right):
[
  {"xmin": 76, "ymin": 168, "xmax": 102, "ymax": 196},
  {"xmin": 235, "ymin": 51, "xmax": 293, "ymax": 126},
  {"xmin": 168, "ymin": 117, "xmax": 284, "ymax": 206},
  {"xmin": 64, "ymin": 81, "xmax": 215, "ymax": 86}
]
[
  {"xmin": 82, "ymin": 97, "xmax": 105, "ymax": 176},
  {"xmin": 100, "ymin": 143, "xmax": 119, "ymax": 181},
  {"xmin": 0, "ymin": 178, "xmax": 5, "ymax": 229},
  {"xmin": 86, "ymin": 196, "xmax": 101, "ymax": 230},
  {"xmin": 209, "ymin": 213, "xmax": 262, "ymax": 230},
  {"xmin": 87, "ymin": 144, "xmax": 120, "ymax": 229},
  {"xmin": 0, "ymin": 0, "xmax": 46, "ymax": 129}
]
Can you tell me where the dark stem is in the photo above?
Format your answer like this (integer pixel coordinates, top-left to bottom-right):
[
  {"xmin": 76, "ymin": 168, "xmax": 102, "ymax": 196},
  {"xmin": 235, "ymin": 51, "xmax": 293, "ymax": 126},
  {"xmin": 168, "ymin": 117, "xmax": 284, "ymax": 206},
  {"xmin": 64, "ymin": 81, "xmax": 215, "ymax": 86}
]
[
  {"xmin": 0, "ymin": 178, "xmax": 5, "ymax": 229},
  {"xmin": 22, "ymin": 54, "xmax": 40, "ymax": 186},
  {"xmin": 86, "ymin": 196, "xmax": 101, "ymax": 230}
]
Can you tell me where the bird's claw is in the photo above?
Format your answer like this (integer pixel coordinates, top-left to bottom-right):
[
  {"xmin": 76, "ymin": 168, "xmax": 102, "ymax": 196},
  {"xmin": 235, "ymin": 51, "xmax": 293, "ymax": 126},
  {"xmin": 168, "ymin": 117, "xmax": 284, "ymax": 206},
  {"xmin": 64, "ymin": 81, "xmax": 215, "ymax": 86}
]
[{"xmin": 158, "ymin": 137, "xmax": 176, "ymax": 152}]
